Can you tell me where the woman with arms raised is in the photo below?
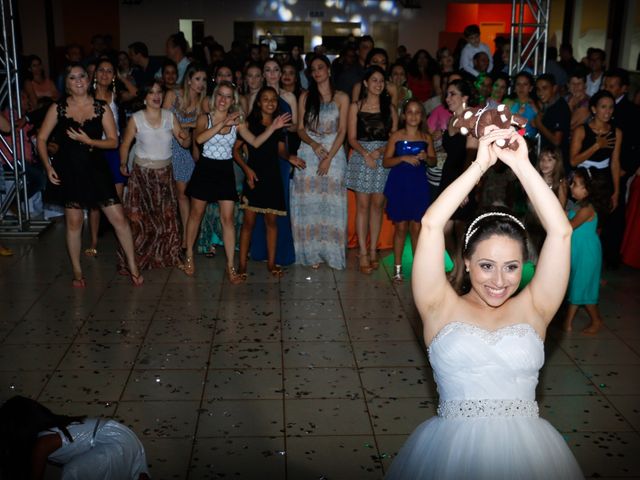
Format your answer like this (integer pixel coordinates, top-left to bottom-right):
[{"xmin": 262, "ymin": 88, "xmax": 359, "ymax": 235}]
[{"xmin": 386, "ymin": 130, "xmax": 583, "ymax": 479}]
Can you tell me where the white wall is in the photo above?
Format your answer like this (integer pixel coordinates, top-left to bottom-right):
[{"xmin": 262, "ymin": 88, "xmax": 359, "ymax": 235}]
[{"xmin": 118, "ymin": 0, "xmax": 446, "ymax": 56}]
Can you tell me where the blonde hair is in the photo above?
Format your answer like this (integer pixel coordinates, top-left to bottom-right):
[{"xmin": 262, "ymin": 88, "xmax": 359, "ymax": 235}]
[
  {"xmin": 179, "ymin": 64, "xmax": 207, "ymax": 116},
  {"xmin": 208, "ymin": 80, "xmax": 240, "ymax": 114}
]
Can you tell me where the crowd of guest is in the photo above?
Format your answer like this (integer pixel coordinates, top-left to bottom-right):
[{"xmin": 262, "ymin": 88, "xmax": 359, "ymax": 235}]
[{"xmin": 2, "ymin": 27, "xmax": 639, "ymax": 301}]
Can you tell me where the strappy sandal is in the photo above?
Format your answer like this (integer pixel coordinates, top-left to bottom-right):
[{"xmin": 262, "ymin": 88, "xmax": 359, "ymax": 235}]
[
  {"xmin": 180, "ymin": 256, "xmax": 195, "ymax": 277},
  {"xmin": 359, "ymin": 254, "xmax": 373, "ymax": 274},
  {"xmin": 72, "ymin": 273, "xmax": 86, "ymax": 288},
  {"xmin": 84, "ymin": 247, "xmax": 98, "ymax": 258},
  {"xmin": 129, "ymin": 271, "xmax": 144, "ymax": 287},
  {"xmin": 226, "ymin": 265, "xmax": 244, "ymax": 285},
  {"xmin": 204, "ymin": 246, "xmax": 216, "ymax": 258},
  {"xmin": 370, "ymin": 252, "xmax": 380, "ymax": 270},
  {"xmin": 268, "ymin": 265, "xmax": 284, "ymax": 277},
  {"xmin": 392, "ymin": 264, "xmax": 403, "ymax": 283}
]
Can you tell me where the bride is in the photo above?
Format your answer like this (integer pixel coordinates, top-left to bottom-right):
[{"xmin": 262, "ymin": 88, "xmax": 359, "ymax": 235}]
[{"xmin": 386, "ymin": 129, "xmax": 583, "ymax": 479}]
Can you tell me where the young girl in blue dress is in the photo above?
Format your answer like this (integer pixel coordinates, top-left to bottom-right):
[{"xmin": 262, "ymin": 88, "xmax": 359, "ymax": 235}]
[
  {"xmin": 562, "ymin": 167, "xmax": 609, "ymax": 334},
  {"xmin": 383, "ymin": 98, "xmax": 436, "ymax": 281}
]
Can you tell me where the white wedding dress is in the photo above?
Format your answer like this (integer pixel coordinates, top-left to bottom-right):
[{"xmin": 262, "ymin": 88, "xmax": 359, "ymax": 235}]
[{"xmin": 386, "ymin": 322, "xmax": 584, "ymax": 479}]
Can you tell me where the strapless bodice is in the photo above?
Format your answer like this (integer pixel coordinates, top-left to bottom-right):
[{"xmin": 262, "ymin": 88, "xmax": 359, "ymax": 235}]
[
  {"xmin": 428, "ymin": 322, "xmax": 544, "ymax": 403},
  {"xmin": 394, "ymin": 140, "xmax": 427, "ymax": 156}
]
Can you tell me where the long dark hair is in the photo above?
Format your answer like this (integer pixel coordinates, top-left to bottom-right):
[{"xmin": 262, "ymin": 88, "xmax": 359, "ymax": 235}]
[
  {"xmin": 364, "ymin": 48, "xmax": 389, "ymax": 72},
  {"xmin": 281, "ymin": 61, "xmax": 303, "ymax": 98},
  {"xmin": 447, "ymin": 78, "xmax": 477, "ymax": 107},
  {"xmin": 573, "ymin": 168, "xmax": 611, "ymax": 224},
  {"xmin": 456, "ymin": 208, "xmax": 529, "ymax": 294},
  {"xmin": 358, "ymin": 65, "xmax": 391, "ymax": 123},
  {"xmin": 304, "ymin": 54, "xmax": 334, "ymax": 130},
  {"xmin": 90, "ymin": 57, "xmax": 119, "ymax": 96},
  {"xmin": 132, "ymin": 78, "xmax": 164, "ymax": 112},
  {"xmin": 399, "ymin": 98, "xmax": 427, "ymax": 133},
  {"xmin": 588, "ymin": 89, "xmax": 615, "ymax": 111},
  {"xmin": 247, "ymin": 86, "xmax": 282, "ymax": 131},
  {"xmin": 0, "ymin": 396, "xmax": 85, "ymax": 479},
  {"xmin": 407, "ymin": 49, "xmax": 438, "ymax": 79}
]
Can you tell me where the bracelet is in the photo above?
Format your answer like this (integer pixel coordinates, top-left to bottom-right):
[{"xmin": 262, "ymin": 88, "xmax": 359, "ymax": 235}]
[{"xmin": 472, "ymin": 161, "xmax": 485, "ymax": 175}]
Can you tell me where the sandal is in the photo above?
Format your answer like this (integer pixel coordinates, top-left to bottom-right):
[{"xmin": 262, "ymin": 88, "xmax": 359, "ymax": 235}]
[
  {"xmin": 129, "ymin": 271, "xmax": 144, "ymax": 287},
  {"xmin": 0, "ymin": 246, "xmax": 14, "ymax": 257},
  {"xmin": 268, "ymin": 265, "xmax": 284, "ymax": 277},
  {"xmin": 84, "ymin": 247, "xmax": 98, "ymax": 258},
  {"xmin": 311, "ymin": 263, "xmax": 321, "ymax": 270},
  {"xmin": 72, "ymin": 275, "xmax": 86, "ymax": 288},
  {"xmin": 204, "ymin": 246, "xmax": 216, "ymax": 258},
  {"xmin": 392, "ymin": 264, "xmax": 403, "ymax": 283},
  {"xmin": 226, "ymin": 265, "xmax": 244, "ymax": 285},
  {"xmin": 359, "ymin": 254, "xmax": 373, "ymax": 274},
  {"xmin": 180, "ymin": 256, "xmax": 195, "ymax": 276},
  {"xmin": 370, "ymin": 252, "xmax": 380, "ymax": 270}
]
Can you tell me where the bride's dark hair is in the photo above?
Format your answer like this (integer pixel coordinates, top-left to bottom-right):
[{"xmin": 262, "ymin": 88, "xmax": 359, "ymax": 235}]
[
  {"xmin": 452, "ymin": 208, "xmax": 529, "ymax": 294},
  {"xmin": 0, "ymin": 396, "xmax": 85, "ymax": 479}
]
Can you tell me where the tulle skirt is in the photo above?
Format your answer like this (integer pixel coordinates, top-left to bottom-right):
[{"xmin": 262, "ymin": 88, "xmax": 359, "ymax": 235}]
[{"xmin": 386, "ymin": 415, "xmax": 583, "ymax": 479}]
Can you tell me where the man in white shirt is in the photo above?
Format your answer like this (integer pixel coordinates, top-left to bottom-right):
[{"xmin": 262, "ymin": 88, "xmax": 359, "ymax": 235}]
[{"xmin": 586, "ymin": 48, "xmax": 606, "ymax": 97}]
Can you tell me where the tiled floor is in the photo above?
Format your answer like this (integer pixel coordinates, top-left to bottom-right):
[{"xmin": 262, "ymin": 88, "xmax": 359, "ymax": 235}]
[{"xmin": 0, "ymin": 220, "xmax": 639, "ymax": 479}]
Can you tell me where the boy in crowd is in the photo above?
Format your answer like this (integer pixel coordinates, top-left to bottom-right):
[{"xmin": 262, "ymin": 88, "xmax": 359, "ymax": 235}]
[{"xmin": 460, "ymin": 24, "xmax": 493, "ymax": 77}]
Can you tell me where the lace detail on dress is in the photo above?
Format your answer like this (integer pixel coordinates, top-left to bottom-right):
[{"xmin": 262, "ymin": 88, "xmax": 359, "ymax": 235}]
[
  {"xmin": 429, "ymin": 322, "xmax": 543, "ymax": 350},
  {"xmin": 438, "ymin": 399, "xmax": 539, "ymax": 419},
  {"xmin": 56, "ymin": 99, "xmax": 105, "ymax": 124}
]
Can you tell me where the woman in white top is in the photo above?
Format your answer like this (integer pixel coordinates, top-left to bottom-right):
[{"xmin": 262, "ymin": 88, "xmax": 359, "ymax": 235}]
[
  {"xmin": 182, "ymin": 81, "xmax": 290, "ymax": 283},
  {"xmin": 119, "ymin": 79, "xmax": 190, "ymax": 270}
]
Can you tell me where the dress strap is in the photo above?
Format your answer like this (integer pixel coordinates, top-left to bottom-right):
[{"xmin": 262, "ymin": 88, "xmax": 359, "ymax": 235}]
[
  {"xmin": 56, "ymin": 99, "xmax": 68, "ymax": 118},
  {"xmin": 90, "ymin": 418, "xmax": 101, "ymax": 447},
  {"xmin": 93, "ymin": 99, "xmax": 106, "ymax": 117}
]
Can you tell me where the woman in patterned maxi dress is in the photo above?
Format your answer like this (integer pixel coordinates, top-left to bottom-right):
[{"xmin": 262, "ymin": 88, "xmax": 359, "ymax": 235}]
[{"xmin": 290, "ymin": 55, "xmax": 350, "ymax": 269}]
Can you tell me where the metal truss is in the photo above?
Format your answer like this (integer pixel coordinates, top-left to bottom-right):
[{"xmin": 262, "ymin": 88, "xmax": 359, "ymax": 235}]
[
  {"xmin": 0, "ymin": 0, "xmax": 50, "ymax": 237},
  {"xmin": 508, "ymin": 0, "xmax": 551, "ymax": 77}
]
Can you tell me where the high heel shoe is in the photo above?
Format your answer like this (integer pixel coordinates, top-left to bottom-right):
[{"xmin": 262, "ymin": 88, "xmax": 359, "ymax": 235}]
[
  {"xmin": 84, "ymin": 247, "xmax": 98, "ymax": 258},
  {"xmin": 226, "ymin": 265, "xmax": 244, "ymax": 285},
  {"xmin": 359, "ymin": 253, "xmax": 373, "ymax": 274},
  {"xmin": 181, "ymin": 256, "xmax": 195, "ymax": 277},
  {"xmin": 392, "ymin": 264, "xmax": 403, "ymax": 282}
]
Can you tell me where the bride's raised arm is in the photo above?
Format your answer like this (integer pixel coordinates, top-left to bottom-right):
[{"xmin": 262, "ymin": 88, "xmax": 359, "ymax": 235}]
[
  {"xmin": 412, "ymin": 129, "xmax": 510, "ymax": 325},
  {"xmin": 492, "ymin": 133, "xmax": 573, "ymax": 325}
]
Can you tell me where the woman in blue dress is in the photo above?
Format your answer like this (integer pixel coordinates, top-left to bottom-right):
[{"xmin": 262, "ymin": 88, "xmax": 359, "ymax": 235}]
[{"xmin": 383, "ymin": 98, "xmax": 435, "ymax": 281}]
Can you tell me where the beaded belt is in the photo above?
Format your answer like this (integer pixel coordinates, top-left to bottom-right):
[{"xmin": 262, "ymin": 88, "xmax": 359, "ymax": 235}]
[{"xmin": 437, "ymin": 399, "xmax": 539, "ymax": 419}]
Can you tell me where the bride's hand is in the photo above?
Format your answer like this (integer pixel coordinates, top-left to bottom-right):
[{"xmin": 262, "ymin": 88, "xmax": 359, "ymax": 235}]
[
  {"xmin": 491, "ymin": 132, "xmax": 528, "ymax": 170},
  {"xmin": 476, "ymin": 127, "xmax": 512, "ymax": 169}
]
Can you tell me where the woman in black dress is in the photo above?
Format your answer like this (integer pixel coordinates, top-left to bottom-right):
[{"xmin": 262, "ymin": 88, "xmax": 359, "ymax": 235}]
[
  {"xmin": 36, "ymin": 63, "xmax": 142, "ymax": 287},
  {"xmin": 234, "ymin": 86, "xmax": 305, "ymax": 278},
  {"xmin": 439, "ymin": 79, "xmax": 479, "ymax": 254}
]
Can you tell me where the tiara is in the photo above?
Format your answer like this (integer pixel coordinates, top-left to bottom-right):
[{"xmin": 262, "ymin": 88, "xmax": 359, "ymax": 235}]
[{"xmin": 464, "ymin": 212, "xmax": 526, "ymax": 250}]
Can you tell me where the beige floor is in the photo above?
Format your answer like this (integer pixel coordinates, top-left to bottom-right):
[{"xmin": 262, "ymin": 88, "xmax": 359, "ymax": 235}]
[{"xmin": 0, "ymin": 220, "xmax": 639, "ymax": 479}]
